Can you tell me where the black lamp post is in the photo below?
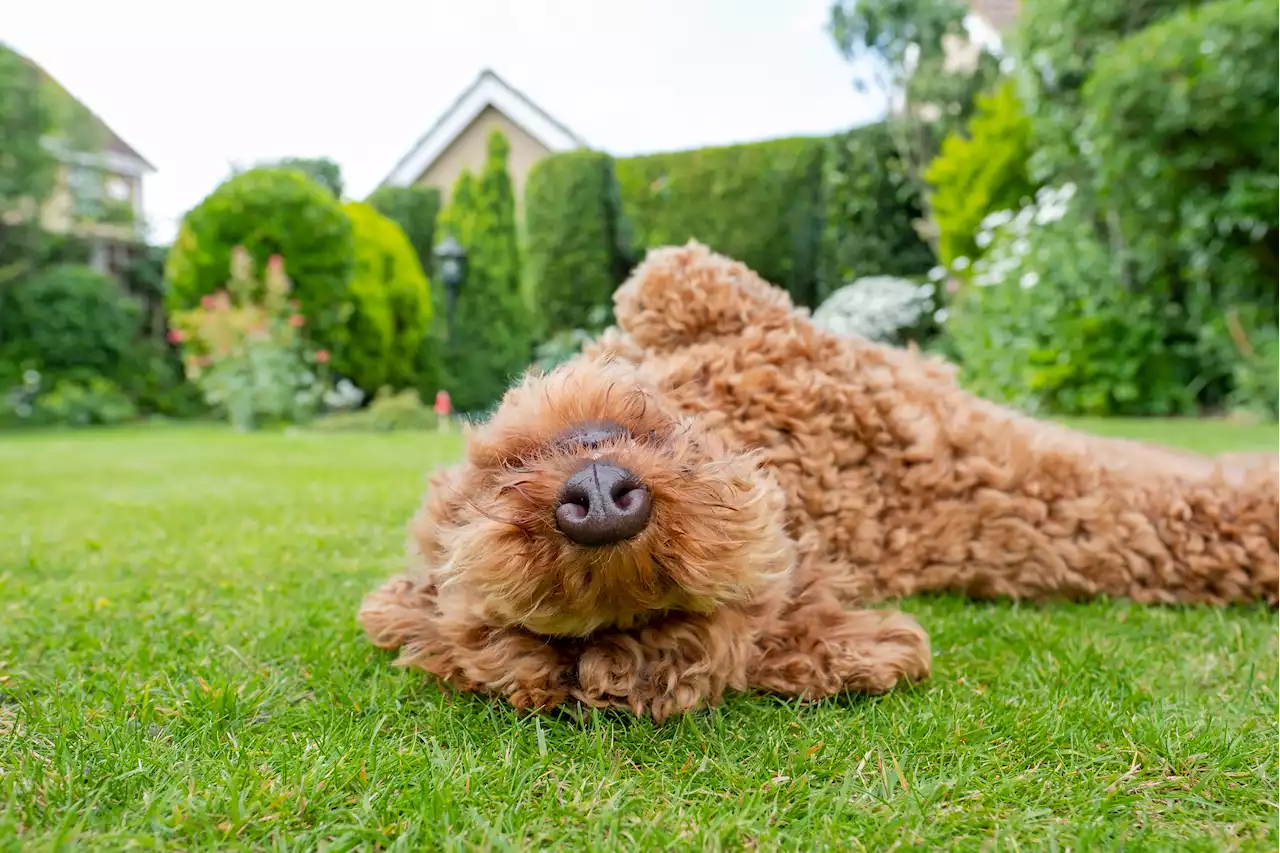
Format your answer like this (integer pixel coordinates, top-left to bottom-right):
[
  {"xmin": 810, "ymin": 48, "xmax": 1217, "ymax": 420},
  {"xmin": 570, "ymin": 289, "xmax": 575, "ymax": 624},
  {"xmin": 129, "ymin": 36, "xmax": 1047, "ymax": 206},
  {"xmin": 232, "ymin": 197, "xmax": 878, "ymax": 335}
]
[{"xmin": 434, "ymin": 234, "xmax": 467, "ymax": 337}]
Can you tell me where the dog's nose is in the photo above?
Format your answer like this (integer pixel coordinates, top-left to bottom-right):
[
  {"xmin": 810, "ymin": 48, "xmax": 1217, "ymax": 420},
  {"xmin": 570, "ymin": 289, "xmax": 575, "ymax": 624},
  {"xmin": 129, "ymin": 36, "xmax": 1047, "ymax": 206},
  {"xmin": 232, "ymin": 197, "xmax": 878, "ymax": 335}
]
[{"xmin": 555, "ymin": 461, "xmax": 651, "ymax": 546}]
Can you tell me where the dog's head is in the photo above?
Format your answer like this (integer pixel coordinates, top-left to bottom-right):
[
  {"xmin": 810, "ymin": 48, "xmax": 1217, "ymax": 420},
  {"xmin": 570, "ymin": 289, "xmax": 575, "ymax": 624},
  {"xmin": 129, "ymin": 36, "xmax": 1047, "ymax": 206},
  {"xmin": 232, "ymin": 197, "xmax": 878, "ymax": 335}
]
[{"xmin": 412, "ymin": 357, "xmax": 792, "ymax": 637}]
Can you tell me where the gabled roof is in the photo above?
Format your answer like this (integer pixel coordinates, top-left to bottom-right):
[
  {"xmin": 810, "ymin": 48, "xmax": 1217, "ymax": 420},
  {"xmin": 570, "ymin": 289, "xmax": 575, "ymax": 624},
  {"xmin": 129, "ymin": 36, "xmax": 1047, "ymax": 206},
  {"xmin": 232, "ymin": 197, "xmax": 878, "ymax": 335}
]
[
  {"xmin": 20, "ymin": 51, "xmax": 156, "ymax": 173},
  {"xmin": 379, "ymin": 68, "xmax": 585, "ymax": 189}
]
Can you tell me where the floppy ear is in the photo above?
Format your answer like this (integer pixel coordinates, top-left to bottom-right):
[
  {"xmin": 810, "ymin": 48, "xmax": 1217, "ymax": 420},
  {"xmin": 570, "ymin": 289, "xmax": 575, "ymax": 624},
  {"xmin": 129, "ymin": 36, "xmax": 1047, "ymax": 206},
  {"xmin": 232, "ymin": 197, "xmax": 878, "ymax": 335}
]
[{"xmin": 612, "ymin": 241, "xmax": 796, "ymax": 351}]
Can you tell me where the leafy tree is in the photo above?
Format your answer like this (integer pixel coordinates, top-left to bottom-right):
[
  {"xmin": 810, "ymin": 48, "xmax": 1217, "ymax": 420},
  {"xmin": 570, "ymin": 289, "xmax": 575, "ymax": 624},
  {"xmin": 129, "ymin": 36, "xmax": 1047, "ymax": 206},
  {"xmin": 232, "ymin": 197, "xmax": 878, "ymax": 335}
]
[
  {"xmin": 366, "ymin": 184, "xmax": 441, "ymax": 277},
  {"xmin": 261, "ymin": 156, "xmax": 344, "ymax": 199},
  {"xmin": 437, "ymin": 132, "xmax": 532, "ymax": 414},
  {"xmin": 0, "ymin": 44, "xmax": 57, "ymax": 292}
]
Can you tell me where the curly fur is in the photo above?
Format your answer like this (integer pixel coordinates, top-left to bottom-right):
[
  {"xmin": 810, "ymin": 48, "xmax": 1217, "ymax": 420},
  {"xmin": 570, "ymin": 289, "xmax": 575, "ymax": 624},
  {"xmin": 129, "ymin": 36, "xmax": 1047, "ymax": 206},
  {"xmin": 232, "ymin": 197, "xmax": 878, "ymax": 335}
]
[{"xmin": 360, "ymin": 242, "xmax": 1279, "ymax": 722}]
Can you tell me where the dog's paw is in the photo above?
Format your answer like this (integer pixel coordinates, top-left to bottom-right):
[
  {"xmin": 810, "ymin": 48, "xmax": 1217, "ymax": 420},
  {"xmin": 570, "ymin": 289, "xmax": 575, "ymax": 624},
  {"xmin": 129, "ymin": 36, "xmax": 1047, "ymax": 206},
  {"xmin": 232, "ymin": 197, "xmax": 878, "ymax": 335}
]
[
  {"xmin": 830, "ymin": 610, "xmax": 932, "ymax": 694},
  {"xmin": 574, "ymin": 640, "xmax": 713, "ymax": 722}
]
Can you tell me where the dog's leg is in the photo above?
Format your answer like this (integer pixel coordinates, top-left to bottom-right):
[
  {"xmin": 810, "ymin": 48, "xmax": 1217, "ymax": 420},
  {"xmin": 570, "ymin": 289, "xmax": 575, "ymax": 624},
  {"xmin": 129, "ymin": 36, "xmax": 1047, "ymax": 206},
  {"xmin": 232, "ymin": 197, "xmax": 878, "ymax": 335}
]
[
  {"xmin": 573, "ymin": 607, "xmax": 758, "ymax": 723},
  {"xmin": 359, "ymin": 575, "xmax": 576, "ymax": 711}
]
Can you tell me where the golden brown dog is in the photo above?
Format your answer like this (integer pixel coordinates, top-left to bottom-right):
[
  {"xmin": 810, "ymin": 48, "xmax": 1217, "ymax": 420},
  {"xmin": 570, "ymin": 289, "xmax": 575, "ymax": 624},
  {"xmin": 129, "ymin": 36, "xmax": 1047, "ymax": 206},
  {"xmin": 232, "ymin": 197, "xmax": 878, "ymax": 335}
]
[{"xmin": 360, "ymin": 242, "xmax": 1279, "ymax": 722}]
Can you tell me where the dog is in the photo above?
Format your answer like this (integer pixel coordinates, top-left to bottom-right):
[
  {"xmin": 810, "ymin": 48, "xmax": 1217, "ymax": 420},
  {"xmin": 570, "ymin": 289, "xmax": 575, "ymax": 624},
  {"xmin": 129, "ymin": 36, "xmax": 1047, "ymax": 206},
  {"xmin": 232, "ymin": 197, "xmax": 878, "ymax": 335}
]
[{"xmin": 360, "ymin": 242, "xmax": 1279, "ymax": 722}]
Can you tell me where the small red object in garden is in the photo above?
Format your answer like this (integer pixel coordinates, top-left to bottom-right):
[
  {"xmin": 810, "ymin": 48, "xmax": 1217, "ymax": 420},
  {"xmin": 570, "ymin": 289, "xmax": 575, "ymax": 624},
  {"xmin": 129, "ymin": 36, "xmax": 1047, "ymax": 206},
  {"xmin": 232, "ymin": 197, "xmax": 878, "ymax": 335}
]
[
  {"xmin": 167, "ymin": 329, "xmax": 185, "ymax": 343},
  {"xmin": 315, "ymin": 349, "xmax": 330, "ymax": 364},
  {"xmin": 434, "ymin": 390, "xmax": 452, "ymax": 416},
  {"xmin": 289, "ymin": 314, "xmax": 305, "ymax": 327}
]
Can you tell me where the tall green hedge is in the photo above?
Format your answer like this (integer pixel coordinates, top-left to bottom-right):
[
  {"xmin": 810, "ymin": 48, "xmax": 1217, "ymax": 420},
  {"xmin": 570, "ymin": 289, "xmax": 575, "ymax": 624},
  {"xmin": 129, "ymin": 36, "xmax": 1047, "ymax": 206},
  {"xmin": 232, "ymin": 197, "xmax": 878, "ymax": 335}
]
[
  {"xmin": 615, "ymin": 136, "xmax": 827, "ymax": 307},
  {"xmin": 366, "ymin": 184, "xmax": 441, "ymax": 279},
  {"xmin": 165, "ymin": 168, "xmax": 355, "ymax": 355},
  {"xmin": 523, "ymin": 150, "xmax": 632, "ymax": 337},
  {"xmin": 819, "ymin": 123, "xmax": 935, "ymax": 300},
  {"xmin": 438, "ymin": 132, "xmax": 532, "ymax": 414}
]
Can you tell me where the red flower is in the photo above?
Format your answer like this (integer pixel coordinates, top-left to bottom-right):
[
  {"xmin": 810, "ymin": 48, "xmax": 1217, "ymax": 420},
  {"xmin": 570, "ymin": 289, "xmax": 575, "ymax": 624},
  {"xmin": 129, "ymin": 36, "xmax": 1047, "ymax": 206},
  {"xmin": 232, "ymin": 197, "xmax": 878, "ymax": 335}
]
[
  {"xmin": 433, "ymin": 390, "xmax": 452, "ymax": 416},
  {"xmin": 200, "ymin": 295, "xmax": 217, "ymax": 309},
  {"xmin": 314, "ymin": 349, "xmax": 330, "ymax": 364},
  {"xmin": 167, "ymin": 328, "xmax": 186, "ymax": 343},
  {"xmin": 289, "ymin": 314, "xmax": 305, "ymax": 328},
  {"xmin": 268, "ymin": 254, "xmax": 284, "ymax": 271}
]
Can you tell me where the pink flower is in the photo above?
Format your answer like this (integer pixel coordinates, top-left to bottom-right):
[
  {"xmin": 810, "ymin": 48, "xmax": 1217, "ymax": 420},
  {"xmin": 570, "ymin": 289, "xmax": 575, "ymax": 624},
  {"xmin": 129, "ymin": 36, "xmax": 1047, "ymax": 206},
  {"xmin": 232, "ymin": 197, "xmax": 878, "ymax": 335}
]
[
  {"xmin": 193, "ymin": 355, "xmax": 212, "ymax": 368},
  {"xmin": 289, "ymin": 314, "xmax": 305, "ymax": 328},
  {"xmin": 314, "ymin": 349, "xmax": 330, "ymax": 364},
  {"xmin": 268, "ymin": 254, "xmax": 284, "ymax": 272},
  {"xmin": 433, "ymin": 390, "xmax": 452, "ymax": 416},
  {"xmin": 201, "ymin": 295, "xmax": 217, "ymax": 310},
  {"xmin": 167, "ymin": 329, "xmax": 186, "ymax": 343}
]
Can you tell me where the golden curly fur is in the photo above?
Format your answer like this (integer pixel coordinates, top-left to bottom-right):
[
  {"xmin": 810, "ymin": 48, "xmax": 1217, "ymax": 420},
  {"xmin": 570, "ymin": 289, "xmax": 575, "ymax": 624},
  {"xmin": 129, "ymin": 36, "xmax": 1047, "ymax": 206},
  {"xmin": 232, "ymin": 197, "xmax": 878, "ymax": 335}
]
[{"xmin": 360, "ymin": 242, "xmax": 1279, "ymax": 722}]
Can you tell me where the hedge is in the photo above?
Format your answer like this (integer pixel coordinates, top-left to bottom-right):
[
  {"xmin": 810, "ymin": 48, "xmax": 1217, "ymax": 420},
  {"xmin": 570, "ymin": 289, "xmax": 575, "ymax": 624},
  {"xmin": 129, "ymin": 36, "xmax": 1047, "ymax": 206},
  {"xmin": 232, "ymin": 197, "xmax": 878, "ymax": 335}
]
[
  {"xmin": 366, "ymin": 184, "xmax": 441, "ymax": 278},
  {"xmin": 165, "ymin": 168, "xmax": 355, "ymax": 356},
  {"xmin": 523, "ymin": 150, "xmax": 632, "ymax": 336},
  {"xmin": 615, "ymin": 136, "xmax": 827, "ymax": 307}
]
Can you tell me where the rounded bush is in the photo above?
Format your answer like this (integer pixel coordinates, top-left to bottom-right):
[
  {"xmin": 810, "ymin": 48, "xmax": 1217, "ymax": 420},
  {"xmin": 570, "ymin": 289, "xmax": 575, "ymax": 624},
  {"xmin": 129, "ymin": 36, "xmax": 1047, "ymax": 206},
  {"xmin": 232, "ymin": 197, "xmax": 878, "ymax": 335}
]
[
  {"xmin": 0, "ymin": 264, "xmax": 142, "ymax": 379},
  {"xmin": 341, "ymin": 202, "xmax": 434, "ymax": 394},
  {"xmin": 165, "ymin": 167, "xmax": 355, "ymax": 353}
]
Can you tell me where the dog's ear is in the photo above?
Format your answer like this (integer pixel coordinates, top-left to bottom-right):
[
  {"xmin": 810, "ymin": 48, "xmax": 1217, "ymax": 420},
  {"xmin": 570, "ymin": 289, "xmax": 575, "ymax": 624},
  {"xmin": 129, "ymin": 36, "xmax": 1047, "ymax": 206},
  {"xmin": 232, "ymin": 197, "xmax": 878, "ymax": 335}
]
[{"xmin": 612, "ymin": 241, "xmax": 796, "ymax": 351}]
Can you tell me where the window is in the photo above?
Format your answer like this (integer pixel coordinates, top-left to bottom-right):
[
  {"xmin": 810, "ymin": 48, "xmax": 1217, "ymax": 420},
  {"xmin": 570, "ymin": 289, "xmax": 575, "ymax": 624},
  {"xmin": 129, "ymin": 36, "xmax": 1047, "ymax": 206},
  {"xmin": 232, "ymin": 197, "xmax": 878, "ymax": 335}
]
[
  {"xmin": 105, "ymin": 175, "xmax": 132, "ymax": 203},
  {"xmin": 68, "ymin": 167, "xmax": 103, "ymax": 218}
]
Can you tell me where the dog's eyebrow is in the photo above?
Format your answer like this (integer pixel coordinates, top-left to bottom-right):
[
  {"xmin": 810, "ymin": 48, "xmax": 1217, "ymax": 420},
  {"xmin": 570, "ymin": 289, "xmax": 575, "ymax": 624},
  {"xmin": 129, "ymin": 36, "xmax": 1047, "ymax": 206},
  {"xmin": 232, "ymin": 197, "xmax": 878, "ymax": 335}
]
[{"xmin": 550, "ymin": 420, "xmax": 630, "ymax": 450}]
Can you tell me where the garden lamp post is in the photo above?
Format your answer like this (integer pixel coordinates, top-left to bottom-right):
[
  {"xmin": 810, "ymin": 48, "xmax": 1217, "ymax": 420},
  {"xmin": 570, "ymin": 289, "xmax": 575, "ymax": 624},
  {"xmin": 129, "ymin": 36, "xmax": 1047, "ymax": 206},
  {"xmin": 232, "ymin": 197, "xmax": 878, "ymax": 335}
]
[{"xmin": 434, "ymin": 234, "xmax": 467, "ymax": 337}]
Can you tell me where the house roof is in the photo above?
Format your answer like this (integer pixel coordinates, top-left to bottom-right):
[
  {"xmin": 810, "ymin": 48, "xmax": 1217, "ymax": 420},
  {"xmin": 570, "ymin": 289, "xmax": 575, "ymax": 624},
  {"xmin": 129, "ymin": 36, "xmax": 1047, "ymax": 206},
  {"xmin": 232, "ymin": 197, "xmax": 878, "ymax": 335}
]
[
  {"xmin": 378, "ymin": 68, "xmax": 586, "ymax": 189},
  {"xmin": 969, "ymin": 0, "xmax": 1020, "ymax": 32},
  {"xmin": 20, "ymin": 52, "xmax": 156, "ymax": 173}
]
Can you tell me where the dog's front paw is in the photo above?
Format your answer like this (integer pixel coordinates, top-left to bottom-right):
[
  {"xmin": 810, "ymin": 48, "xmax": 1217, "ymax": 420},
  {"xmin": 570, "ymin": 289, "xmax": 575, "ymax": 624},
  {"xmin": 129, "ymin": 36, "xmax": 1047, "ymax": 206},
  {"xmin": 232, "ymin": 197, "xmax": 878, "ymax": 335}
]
[
  {"xmin": 830, "ymin": 610, "xmax": 932, "ymax": 694},
  {"xmin": 574, "ymin": 639, "xmax": 714, "ymax": 723}
]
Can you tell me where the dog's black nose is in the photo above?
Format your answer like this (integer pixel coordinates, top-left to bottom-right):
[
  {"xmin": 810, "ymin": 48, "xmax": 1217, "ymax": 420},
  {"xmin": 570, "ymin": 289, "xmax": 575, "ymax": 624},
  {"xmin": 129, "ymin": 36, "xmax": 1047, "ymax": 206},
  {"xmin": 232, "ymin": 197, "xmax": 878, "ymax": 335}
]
[{"xmin": 555, "ymin": 461, "xmax": 651, "ymax": 546}]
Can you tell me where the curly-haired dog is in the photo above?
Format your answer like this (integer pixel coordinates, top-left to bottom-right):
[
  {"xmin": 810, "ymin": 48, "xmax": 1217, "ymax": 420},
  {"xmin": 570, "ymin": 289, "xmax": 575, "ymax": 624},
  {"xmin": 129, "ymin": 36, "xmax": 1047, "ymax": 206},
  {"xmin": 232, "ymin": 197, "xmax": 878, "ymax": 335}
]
[{"xmin": 360, "ymin": 242, "xmax": 1279, "ymax": 722}]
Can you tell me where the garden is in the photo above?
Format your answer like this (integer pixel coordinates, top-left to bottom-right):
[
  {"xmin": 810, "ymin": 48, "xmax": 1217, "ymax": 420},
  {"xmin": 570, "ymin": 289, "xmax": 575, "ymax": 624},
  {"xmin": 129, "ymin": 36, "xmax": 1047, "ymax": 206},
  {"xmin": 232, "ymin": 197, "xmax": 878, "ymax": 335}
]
[{"xmin": 1, "ymin": 0, "xmax": 1277, "ymax": 849}]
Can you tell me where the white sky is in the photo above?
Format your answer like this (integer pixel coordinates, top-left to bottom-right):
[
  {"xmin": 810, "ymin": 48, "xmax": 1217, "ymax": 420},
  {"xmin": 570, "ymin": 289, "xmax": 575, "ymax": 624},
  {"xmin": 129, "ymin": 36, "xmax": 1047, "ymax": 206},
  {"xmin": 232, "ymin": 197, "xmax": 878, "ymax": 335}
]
[{"xmin": 6, "ymin": 0, "xmax": 885, "ymax": 246}]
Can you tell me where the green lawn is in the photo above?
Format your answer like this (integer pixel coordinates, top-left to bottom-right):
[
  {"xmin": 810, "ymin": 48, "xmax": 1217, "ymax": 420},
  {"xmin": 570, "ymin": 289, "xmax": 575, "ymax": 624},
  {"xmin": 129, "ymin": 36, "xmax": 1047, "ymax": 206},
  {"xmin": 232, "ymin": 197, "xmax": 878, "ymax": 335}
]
[{"xmin": 1, "ymin": 420, "xmax": 1276, "ymax": 852}]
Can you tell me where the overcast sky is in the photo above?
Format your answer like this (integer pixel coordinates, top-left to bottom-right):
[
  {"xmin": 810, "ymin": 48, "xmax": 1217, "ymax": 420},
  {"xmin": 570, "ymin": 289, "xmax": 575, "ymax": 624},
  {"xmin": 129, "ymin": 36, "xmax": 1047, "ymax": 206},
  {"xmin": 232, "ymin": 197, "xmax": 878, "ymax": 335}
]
[{"xmin": 6, "ymin": 0, "xmax": 885, "ymax": 245}]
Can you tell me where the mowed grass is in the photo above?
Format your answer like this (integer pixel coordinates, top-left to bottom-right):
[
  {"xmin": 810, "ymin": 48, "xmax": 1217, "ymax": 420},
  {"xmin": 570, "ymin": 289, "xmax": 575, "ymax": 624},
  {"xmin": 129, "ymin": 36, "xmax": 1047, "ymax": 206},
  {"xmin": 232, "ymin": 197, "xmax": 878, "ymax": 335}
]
[{"xmin": 0, "ymin": 420, "xmax": 1276, "ymax": 852}]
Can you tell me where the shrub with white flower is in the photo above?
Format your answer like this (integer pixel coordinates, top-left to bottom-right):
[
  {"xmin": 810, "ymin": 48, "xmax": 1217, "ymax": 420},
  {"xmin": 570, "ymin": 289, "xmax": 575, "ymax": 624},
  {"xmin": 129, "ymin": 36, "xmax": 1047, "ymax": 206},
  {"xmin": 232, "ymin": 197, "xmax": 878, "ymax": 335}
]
[{"xmin": 811, "ymin": 276, "xmax": 937, "ymax": 344}]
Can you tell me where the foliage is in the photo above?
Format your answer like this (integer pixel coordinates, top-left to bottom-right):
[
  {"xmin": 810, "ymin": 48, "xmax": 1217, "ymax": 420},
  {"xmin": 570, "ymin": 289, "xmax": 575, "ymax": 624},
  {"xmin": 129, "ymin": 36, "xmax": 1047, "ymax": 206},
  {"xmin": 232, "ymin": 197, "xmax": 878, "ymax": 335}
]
[
  {"xmin": 366, "ymin": 184, "xmax": 441, "ymax": 278},
  {"xmin": 533, "ymin": 305, "xmax": 612, "ymax": 373},
  {"xmin": 1227, "ymin": 327, "xmax": 1279, "ymax": 419},
  {"xmin": 1014, "ymin": 0, "xmax": 1206, "ymax": 181},
  {"xmin": 524, "ymin": 151, "xmax": 633, "ymax": 337},
  {"xmin": 340, "ymin": 202, "xmax": 434, "ymax": 396},
  {"xmin": 812, "ymin": 276, "xmax": 938, "ymax": 345},
  {"xmin": 925, "ymin": 79, "xmax": 1036, "ymax": 269},
  {"xmin": 946, "ymin": 186, "xmax": 1197, "ymax": 417},
  {"xmin": 1078, "ymin": 0, "xmax": 1279, "ymax": 404},
  {"xmin": 820, "ymin": 123, "xmax": 935, "ymax": 300},
  {"xmin": 310, "ymin": 387, "xmax": 440, "ymax": 432},
  {"xmin": 616, "ymin": 136, "xmax": 827, "ymax": 306},
  {"xmin": 436, "ymin": 133, "xmax": 533, "ymax": 414},
  {"xmin": 828, "ymin": 0, "xmax": 1000, "ymax": 251},
  {"xmin": 165, "ymin": 167, "xmax": 355, "ymax": 359},
  {"xmin": 0, "ymin": 264, "xmax": 143, "ymax": 380},
  {"xmin": 170, "ymin": 247, "xmax": 328, "ymax": 430},
  {"xmin": 0, "ymin": 44, "xmax": 57, "ymax": 290},
  {"xmin": 262, "ymin": 157, "xmax": 344, "ymax": 199}
]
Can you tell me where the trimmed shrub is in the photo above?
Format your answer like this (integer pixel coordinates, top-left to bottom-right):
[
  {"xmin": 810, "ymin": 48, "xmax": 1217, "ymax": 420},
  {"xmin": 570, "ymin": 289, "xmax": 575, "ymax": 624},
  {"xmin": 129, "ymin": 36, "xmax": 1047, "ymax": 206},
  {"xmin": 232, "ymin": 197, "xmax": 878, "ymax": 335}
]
[
  {"xmin": 524, "ymin": 150, "xmax": 633, "ymax": 337},
  {"xmin": 366, "ymin": 185, "xmax": 441, "ymax": 278},
  {"xmin": 820, "ymin": 123, "xmax": 934, "ymax": 301},
  {"xmin": 437, "ymin": 132, "xmax": 533, "ymax": 414},
  {"xmin": 311, "ymin": 387, "xmax": 440, "ymax": 433},
  {"xmin": 812, "ymin": 277, "xmax": 937, "ymax": 345},
  {"xmin": 0, "ymin": 264, "xmax": 142, "ymax": 380},
  {"xmin": 265, "ymin": 157, "xmax": 344, "ymax": 198},
  {"xmin": 165, "ymin": 167, "xmax": 355, "ymax": 357},
  {"xmin": 946, "ymin": 186, "xmax": 1197, "ymax": 417},
  {"xmin": 615, "ymin": 136, "xmax": 826, "ymax": 306},
  {"xmin": 924, "ymin": 80, "xmax": 1036, "ymax": 270},
  {"xmin": 341, "ymin": 202, "xmax": 434, "ymax": 395}
]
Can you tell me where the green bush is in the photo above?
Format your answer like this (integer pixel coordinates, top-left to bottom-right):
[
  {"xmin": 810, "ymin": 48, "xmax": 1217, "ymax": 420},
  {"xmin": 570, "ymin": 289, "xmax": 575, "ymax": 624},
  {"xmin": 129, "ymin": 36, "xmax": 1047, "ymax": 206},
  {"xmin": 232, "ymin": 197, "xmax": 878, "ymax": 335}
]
[
  {"xmin": 264, "ymin": 157, "xmax": 344, "ymax": 198},
  {"xmin": 1079, "ymin": 0, "xmax": 1279, "ymax": 404},
  {"xmin": 341, "ymin": 202, "xmax": 434, "ymax": 395},
  {"xmin": 366, "ymin": 185, "xmax": 441, "ymax": 279},
  {"xmin": 820, "ymin": 123, "xmax": 935, "ymax": 301},
  {"xmin": 165, "ymin": 167, "xmax": 355, "ymax": 357},
  {"xmin": 524, "ymin": 151, "xmax": 633, "ymax": 337},
  {"xmin": 615, "ymin": 136, "xmax": 826, "ymax": 306},
  {"xmin": 0, "ymin": 264, "xmax": 143, "ymax": 380},
  {"xmin": 946, "ymin": 187, "xmax": 1197, "ymax": 417},
  {"xmin": 437, "ymin": 133, "xmax": 533, "ymax": 414},
  {"xmin": 311, "ymin": 387, "xmax": 440, "ymax": 432},
  {"xmin": 924, "ymin": 80, "xmax": 1036, "ymax": 270}
]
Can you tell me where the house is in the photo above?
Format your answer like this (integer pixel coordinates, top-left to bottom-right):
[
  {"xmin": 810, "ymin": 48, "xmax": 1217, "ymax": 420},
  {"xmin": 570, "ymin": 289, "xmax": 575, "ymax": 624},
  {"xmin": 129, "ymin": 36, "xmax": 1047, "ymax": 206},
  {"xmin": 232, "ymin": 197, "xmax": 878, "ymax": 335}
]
[
  {"xmin": 377, "ymin": 69, "xmax": 585, "ymax": 206},
  {"xmin": 897, "ymin": 0, "xmax": 1021, "ymax": 118},
  {"xmin": 25, "ymin": 53, "xmax": 155, "ymax": 274}
]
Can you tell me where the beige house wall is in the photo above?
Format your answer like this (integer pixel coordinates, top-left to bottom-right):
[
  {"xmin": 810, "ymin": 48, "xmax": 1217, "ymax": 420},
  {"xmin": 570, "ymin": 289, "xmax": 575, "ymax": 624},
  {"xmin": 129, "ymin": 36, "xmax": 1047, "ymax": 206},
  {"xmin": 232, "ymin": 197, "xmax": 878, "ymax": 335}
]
[
  {"xmin": 414, "ymin": 105, "xmax": 552, "ymax": 205},
  {"xmin": 41, "ymin": 163, "xmax": 143, "ymax": 243}
]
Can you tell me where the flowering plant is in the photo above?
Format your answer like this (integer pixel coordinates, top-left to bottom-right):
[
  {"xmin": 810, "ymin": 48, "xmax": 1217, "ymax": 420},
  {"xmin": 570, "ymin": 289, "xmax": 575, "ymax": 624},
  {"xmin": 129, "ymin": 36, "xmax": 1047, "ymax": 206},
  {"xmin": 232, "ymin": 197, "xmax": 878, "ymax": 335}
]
[
  {"xmin": 811, "ymin": 276, "xmax": 937, "ymax": 345},
  {"xmin": 170, "ymin": 247, "xmax": 330, "ymax": 430}
]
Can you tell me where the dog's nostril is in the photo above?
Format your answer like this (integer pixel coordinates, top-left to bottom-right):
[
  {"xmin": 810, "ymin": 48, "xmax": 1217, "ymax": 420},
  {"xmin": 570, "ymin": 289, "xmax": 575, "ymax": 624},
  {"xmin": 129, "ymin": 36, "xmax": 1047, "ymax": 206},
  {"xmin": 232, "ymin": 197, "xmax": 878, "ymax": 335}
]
[{"xmin": 555, "ymin": 461, "xmax": 651, "ymax": 546}]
